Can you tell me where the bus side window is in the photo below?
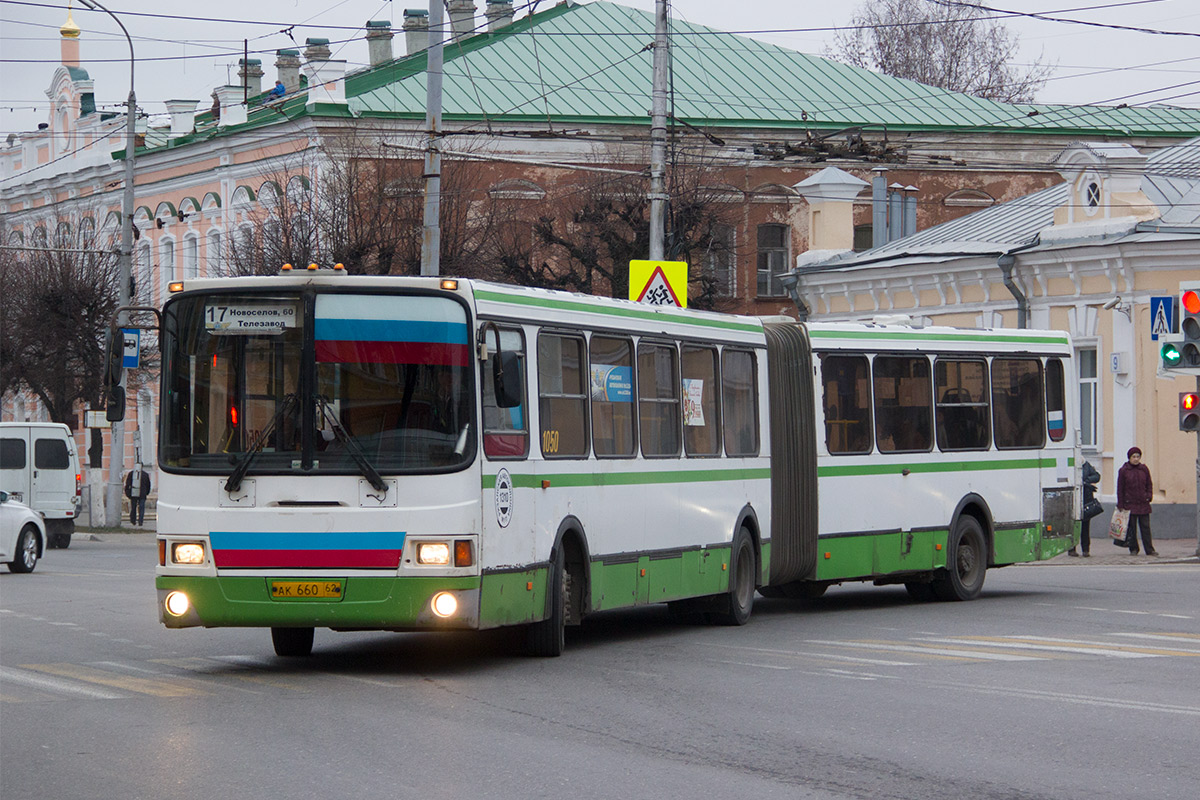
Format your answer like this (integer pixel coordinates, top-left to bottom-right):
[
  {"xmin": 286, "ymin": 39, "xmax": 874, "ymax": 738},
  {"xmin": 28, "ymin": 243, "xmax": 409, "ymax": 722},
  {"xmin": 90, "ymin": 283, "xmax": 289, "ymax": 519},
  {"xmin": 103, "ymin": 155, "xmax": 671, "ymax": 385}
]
[
  {"xmin": 482, "ymin": 326, "xmax": 528, "ymax": 459},
  {"xmin": 873, "ymin": 355, "xmax": 932, "ymax": 453},
  {"xmin": 722, "ymin": 349, "xmax": 759, "ymax": 456},
  {"xmin": 935, "ymin": 358, "xmax": 990, "ymax": 451},
  {"xmin": 538, "ymin": 333, "xmax": 589, "ymax": 458},
  {"xmin": 638, "ymin": 342, "xmax": 681, "ymax": 457},
  {"xmin": 1045, "ymin": 358, "xmax": 1066, "ymax": 442},
  {"xmin": 820, "ymin": 354, "xmax": 871, "ymax": 454},
  {"xmin": 590, "ymin": 335, "xmax": 635, "ymax": 457},
  {"xmin": 682, "ymin": 345, "xmax": 720, "ymax": 457},
  {"xmin": 992, "ymin": 358, "xmax": 1045, "ymax": 449}
]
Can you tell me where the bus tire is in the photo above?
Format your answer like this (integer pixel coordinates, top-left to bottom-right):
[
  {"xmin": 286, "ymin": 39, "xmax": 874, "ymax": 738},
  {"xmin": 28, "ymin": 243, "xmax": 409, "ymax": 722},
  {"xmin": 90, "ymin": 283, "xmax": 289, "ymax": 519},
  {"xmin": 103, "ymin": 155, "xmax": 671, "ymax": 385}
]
[
  {"xmin": 8, "ymin": 526, "xmax": 40, "ymax": 573},
  {"xmin": 271, "ymin": 627, "xmax": 314, "ymax": 657},
  {"xmin": 708, "ymin": 528, "xmax": 755, "ymax": 626},
  {"xmin": 932, "ymin": 516, "xmax": 987, "ymax": 601},
  {"xmin": 526, "ymin": 550, "xmax": 566, "ymax": 657}
]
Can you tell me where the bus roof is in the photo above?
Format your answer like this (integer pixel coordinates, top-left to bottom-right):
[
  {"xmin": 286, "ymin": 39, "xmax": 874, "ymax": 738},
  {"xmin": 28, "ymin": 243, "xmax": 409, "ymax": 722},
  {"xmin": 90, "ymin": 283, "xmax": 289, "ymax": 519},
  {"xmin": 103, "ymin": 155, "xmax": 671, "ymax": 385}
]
[
  {"xmin": 807, "ymin": 320, "xmax": 1072, "ymax": 355},
  {"xmin": 170, "ymin": 274, "xmax": 769, "ymax": 345}
]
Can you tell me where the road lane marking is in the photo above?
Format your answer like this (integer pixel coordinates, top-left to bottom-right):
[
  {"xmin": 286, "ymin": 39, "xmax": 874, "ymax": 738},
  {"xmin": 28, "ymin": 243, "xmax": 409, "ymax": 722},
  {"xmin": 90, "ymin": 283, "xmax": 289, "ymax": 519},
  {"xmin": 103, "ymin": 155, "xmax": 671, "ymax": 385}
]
[
  {"xmin": 708, "ymin": 658, "xmax": 791, "ymax": 670},
  {"xmin": 804, "ymin": 639, "xmax": 1040, "ymax": 662},
  {"xmin": 998, "ymin": 635, "xmax": 1200, "ymax": 657},
  {"xmin": 20, "ymin": 663, "xmax": 207, "ymax": 697},
  {"xmin": 708, "ymin": 642, "xmax": 916, "ymax": 666},
  {"xmin": 0, "ymin": 665, "xmax": 125, "ymax": 700},
  {"xmin": 916, "ymin": 636, "xmax": 1162, "ymax": 658}
]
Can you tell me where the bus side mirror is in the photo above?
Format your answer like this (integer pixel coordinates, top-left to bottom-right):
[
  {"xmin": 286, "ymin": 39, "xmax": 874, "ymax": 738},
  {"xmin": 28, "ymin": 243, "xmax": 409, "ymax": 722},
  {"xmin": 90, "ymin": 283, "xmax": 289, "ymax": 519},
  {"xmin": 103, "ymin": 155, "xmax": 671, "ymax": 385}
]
[
  {"xmin": 103, "ymin": 328, "xmax": 126, "ymax": 422},
  {"xmin": 105, "ymin": 385, "xmax": 126, "ymax": 422},
  {"xmin": 493, "ymin": 351, "xmax": 522, "ymax": 409}
]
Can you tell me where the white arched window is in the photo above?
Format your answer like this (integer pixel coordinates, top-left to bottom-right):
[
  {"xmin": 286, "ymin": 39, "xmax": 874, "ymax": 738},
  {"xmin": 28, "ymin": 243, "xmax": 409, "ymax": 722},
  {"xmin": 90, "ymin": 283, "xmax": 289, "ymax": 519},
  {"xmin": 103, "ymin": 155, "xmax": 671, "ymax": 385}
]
[
  {"xmin": 182, "ymin": 234, "xmax": 199, "ymax": 279},
  {"xmin": 159, "ymin": 237, "xmax": 176, "ymax": 302},
  {"xmin": 135, "ymin": 242, "xmax": 151, "ymax": 301},
  {"xmin": 206, "ymin": 229, "xmax": 222, "ymax": 276}
]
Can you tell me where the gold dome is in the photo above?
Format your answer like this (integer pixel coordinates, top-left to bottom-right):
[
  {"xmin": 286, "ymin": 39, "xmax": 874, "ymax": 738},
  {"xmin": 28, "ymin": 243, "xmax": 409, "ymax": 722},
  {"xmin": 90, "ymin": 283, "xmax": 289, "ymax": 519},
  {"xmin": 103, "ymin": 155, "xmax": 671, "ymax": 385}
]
[{"xmin": 60, "ymin": 9, "xmax": 81, "ymax": 39}]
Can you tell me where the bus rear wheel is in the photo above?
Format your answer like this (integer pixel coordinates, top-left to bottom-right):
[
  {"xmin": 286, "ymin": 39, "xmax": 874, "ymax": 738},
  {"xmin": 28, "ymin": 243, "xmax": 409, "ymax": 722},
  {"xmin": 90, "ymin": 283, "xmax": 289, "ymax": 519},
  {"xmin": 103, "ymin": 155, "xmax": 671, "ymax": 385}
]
[
  {"xmin": 271, "ymin": 627, "xmax": 314, "ymax": 657},
  {"xmin": 708, "ymin": 528, "xmax": 755, "ymax": 626},
  {"xmin": 932, "ymin": 516, "xmax": 987, "ymax": 601}
]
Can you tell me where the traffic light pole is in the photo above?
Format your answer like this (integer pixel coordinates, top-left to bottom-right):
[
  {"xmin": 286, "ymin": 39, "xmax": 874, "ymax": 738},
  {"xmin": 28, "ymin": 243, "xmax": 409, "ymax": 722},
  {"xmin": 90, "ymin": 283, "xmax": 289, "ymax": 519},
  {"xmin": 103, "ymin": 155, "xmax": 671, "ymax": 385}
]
[{"xmin": 1195, "ymin": 376, "xmax": 1199, "ymax": 558}]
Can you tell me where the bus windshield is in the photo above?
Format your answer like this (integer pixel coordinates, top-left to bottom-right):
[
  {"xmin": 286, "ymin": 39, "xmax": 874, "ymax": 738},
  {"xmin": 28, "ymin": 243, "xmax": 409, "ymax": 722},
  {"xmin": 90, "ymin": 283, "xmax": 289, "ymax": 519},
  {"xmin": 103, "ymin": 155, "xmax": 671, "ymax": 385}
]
[{"xmin": 160, "ymin": 291, "xmax": 475, "ymax": 476}]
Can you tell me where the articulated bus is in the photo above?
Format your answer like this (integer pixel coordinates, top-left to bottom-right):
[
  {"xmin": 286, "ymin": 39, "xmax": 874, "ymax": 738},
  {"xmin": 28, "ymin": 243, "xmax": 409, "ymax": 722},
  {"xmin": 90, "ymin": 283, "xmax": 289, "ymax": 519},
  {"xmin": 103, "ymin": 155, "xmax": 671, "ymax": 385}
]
[{"xmin": 148, "ymin": 270, "xmax": 1078, "ymax": 656}]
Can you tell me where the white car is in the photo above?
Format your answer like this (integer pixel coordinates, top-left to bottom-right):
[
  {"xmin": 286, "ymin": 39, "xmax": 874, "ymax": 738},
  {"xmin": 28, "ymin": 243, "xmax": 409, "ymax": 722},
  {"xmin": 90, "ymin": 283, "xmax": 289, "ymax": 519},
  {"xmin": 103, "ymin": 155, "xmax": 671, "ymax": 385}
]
[{"xmin": 1, "ymin": 490, "xmax": 45, "ymax": 573}]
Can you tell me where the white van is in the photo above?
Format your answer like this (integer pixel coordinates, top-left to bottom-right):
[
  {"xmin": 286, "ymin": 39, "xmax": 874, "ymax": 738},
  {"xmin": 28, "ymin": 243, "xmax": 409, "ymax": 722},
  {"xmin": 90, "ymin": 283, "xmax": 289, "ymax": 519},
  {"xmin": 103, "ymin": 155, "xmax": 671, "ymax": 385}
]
[{"xmin": 0, "ymin": 422, "xmax": 82, "ymax": 548}]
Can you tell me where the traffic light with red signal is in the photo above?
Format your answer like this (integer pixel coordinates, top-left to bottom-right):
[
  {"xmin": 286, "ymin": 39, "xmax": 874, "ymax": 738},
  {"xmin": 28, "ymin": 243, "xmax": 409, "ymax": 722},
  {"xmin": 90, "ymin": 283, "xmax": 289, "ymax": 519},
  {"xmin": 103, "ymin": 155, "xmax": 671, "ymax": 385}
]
[
  {"xmin": 1180, "ymin": 286, "xmax": 1200, "ymax": 369},
  {"xmin": 1181, "ymin": 391, "xmax": 1200, "ymax": 432},
  {"xmin": 1162, "ymin": 284, "xmax": 1200, "ymax": 374}
]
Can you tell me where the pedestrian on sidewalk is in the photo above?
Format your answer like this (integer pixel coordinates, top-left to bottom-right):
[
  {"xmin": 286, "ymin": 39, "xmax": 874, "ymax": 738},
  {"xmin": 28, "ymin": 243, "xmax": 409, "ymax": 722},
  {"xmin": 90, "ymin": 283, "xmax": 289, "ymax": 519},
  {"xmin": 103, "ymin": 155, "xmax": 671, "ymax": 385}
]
[
  {"xmin": 1070, "ymin": 460, "xmax": 1101, "ymax": 557},
  {"xmin": 124, "ymin": 463, "xmax": 150, "ymax": 527},
  {"xmin": 1116, "ymin": 447, "xmax": 1156, "ymax": 556}
]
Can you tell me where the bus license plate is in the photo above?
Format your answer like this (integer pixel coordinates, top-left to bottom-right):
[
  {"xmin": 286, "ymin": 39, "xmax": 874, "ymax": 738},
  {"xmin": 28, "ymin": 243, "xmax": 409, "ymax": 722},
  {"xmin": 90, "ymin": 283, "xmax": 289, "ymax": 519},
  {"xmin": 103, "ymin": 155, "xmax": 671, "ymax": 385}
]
[{"xmin": 270, "ymin": 580, "xmax": 344, "ymax": 599}]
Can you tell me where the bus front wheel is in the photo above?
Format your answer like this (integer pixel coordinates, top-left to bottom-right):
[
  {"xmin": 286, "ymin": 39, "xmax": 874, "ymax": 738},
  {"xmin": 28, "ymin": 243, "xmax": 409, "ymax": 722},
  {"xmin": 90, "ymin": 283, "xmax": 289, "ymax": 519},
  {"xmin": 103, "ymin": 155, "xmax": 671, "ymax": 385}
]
[
  {"xmin": 932, "ymin": 517, "xmax": 987, "ymax": 601},
  {"xmin": 709, "ymin": 528, "xmax": 755, "ymax": 626},
  {"xmin": 271, "ymin": 627, "xmax": 314, "ymax": 657},
  {"xmin": 526, "ymin": 551, "xmax": 566, "ymax": 657}
]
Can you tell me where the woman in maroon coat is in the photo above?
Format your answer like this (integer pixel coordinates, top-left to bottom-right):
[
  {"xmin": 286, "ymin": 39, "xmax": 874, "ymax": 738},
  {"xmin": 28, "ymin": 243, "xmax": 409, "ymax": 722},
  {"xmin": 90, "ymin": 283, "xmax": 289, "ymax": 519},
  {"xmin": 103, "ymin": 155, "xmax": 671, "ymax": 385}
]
[{"xmin": 1116, "ymin": 446, "xmax": 1156, "ymax": 556}]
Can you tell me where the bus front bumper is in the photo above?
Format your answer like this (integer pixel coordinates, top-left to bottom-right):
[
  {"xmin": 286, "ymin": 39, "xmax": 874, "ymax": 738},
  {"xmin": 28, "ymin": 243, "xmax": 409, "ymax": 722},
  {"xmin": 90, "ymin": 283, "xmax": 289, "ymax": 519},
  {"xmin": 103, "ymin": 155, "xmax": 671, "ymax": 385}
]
[{"xmin": 156, "ymin": 575, "xmax": 481, "ymax": 631}]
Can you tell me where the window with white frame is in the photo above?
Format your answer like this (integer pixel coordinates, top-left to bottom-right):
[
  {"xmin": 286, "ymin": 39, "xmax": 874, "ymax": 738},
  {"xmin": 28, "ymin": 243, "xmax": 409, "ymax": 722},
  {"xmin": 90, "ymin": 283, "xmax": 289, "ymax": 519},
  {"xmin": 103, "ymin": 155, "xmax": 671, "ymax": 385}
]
[
  {"xmin": 756, "ymin": 223, "xmax": 789, "ymax": 297},
  {"xmin": 1078, "ymin": 345, "xmax": 1098, "ymax": 449},
  {"xmin": 159, "ymin": 237, "xmax": 175, "ymax": 302},
  {"xmin": 182, "ymin": 235, "xmax": 199, "ymax": 279},
  {"xmin": 135, "ymin": 242, "xmax": 151, "ymax": 301},
  {"xmin": 206, "ymin": 229, "xmax": 222, "ymax": 276}
]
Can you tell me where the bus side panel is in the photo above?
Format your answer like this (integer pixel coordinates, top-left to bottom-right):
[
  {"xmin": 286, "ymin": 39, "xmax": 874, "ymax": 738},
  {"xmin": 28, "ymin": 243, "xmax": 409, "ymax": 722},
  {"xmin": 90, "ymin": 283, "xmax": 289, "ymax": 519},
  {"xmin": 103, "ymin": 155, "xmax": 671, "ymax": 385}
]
[{"xmin": 813, "ymin": 529, "xmax": 949, "ymax": 581}]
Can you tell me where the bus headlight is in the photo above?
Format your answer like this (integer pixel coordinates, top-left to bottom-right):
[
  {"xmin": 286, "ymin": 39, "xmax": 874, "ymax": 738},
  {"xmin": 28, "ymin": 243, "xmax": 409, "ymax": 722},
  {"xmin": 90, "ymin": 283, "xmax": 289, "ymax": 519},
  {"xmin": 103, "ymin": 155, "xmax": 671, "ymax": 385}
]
[
  {"xmin": 165, "ymin": 591, "xmax": 191, "ymax": 617},
  {"xmin": 416, "ymin": 542, "xmax": 451, "ymax": 565},
  {"xmin": 431, "ymin": 591, "xmax": 458, "ymax": 618},
  {"xmin": 172, "ymin": 542, "xmax": 206, "ymax": 565}
]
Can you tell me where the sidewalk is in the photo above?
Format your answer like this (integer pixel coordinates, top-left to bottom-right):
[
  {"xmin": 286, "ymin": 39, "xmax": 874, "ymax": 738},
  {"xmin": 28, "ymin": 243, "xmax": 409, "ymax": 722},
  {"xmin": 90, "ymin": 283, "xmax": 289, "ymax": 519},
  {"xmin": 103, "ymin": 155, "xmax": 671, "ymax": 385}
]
[{"xmin": 1040, "ymin": 536, "xmax": 1199, "ymax": 565}]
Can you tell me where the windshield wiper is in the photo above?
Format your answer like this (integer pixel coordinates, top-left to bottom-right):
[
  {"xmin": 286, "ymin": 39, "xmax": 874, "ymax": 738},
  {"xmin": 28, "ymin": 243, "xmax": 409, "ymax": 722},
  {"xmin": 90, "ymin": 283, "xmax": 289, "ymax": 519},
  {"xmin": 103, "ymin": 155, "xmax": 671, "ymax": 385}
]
[
  {"xmin": 315, "ymin": 395, "xmax": 387, "ymax": 492},
  {"xmin": 224, "ymin": 393, "xmax": 297, "ymax": 493}
]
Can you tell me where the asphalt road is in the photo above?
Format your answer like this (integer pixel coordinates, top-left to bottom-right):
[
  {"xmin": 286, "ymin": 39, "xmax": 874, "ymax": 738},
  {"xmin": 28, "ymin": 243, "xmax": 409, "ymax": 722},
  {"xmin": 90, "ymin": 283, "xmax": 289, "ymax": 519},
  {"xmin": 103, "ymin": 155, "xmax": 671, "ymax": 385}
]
[{"xmin": 2, "ymin": 533, "xmax": 1198, "ymax": 800}]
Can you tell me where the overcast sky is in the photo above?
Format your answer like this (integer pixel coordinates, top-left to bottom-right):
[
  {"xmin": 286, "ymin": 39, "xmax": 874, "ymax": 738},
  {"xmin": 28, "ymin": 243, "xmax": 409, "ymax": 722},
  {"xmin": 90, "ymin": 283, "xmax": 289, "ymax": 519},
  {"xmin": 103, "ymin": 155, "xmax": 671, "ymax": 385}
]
[{"xmin": 2, "ymin": 0, "xmax": 1199, "ymax": 137}]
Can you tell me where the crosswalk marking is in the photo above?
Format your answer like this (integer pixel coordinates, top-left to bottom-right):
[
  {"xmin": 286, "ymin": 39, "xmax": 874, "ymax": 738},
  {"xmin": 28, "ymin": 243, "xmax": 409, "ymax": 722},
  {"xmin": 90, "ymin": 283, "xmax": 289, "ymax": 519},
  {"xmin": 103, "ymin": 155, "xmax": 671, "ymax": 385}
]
[
  {"xmin": 917, "ymin": 636, "xmax": 1200, "ymax": 658},
  {"xmin": 804, "ymin": 639, "xmax": 1041, "ymax": 662},
  {"xmin": 19, "ymin": 663, "xmax": 208, "ymax": 697},
  {"xmin": 0, "ymin": 665, "xmax": 125, "ymax": 700}
]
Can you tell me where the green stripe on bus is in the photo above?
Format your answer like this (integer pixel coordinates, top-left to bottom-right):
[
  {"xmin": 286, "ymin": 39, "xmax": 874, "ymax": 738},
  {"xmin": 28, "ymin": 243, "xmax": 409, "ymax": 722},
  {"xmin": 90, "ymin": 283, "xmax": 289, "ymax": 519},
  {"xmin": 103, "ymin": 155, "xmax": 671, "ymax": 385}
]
[
  {"xmin": 473, "ymin": 289, "xmax": 764, "ymax": 333},
  {"xmin": 809, "ymin": 329, "xmax": 1069, "ymax": 345},
  {"xmin": 482, "ymin": 466, "xmax": 771, "ymax": 490},
  {"xmin": 818, "ymin": 457, "xmax": 1062, "ymax": 477}
]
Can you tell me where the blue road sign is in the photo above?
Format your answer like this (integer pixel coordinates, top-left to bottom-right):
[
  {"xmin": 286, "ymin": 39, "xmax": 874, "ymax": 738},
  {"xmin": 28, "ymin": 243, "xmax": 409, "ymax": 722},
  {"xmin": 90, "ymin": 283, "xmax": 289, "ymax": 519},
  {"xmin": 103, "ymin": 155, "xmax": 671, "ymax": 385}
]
[
  {"xmin": 1150, "ymin": 296, "xmax": 1176, "ymax": 341},
  {"xmin": 122, "ymin": 328, "xmax": 140, "ymax": 369}
]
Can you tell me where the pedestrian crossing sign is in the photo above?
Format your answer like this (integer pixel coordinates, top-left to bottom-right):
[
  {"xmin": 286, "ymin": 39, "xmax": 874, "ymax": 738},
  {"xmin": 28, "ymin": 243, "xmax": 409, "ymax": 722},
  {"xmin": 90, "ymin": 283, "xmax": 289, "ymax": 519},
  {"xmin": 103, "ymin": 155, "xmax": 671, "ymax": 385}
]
[
  {"xmin": 630, "ymin": 260, "xmax": 688, "ymax": 308},
  {"xmin": 1150, "ymin": 296, "xmax": 1176, "ymax": 341}
]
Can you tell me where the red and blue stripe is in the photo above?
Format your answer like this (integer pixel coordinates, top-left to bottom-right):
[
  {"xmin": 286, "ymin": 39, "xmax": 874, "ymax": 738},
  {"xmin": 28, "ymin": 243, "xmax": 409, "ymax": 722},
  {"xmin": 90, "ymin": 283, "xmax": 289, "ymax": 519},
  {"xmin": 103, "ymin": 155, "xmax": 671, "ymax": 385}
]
[
  {"xmin": 314, "ymin": 295, "xmax": 470, "ymax": 366},
  {"xmin": 210, "ymin": 530, "xmax": 406, "ymax": 569}
]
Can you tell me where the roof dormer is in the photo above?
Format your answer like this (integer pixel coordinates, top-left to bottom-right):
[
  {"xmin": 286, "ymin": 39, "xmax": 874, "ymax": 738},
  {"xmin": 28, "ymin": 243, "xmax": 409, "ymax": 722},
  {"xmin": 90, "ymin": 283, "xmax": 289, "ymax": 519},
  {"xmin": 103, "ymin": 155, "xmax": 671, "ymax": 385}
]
[{"xmin": 1052, "ymin": 142, "xmax": 1159, "ymax": 227}]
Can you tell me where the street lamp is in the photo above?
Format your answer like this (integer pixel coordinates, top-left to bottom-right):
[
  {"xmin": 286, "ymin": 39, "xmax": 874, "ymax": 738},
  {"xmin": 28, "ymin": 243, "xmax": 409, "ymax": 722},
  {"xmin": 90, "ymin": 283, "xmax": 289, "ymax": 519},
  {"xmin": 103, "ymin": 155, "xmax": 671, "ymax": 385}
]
[{"xmin": 79, "ymin": 0, "xmax": 135, "ymax": 527}]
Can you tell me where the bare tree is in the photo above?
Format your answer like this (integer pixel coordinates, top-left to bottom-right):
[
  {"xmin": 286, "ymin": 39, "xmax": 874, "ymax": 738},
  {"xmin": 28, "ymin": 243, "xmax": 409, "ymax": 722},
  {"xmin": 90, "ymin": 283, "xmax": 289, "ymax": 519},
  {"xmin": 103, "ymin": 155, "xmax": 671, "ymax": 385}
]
[
  {"xmin": 828, "ymin": 0, "xmax": 1051, "ymax": 103},
  {"xmin": 219, "ymin": 132, "xmax": 510, "ymax": 279},
  {"xmin": 0, "ymin": 213, "xmax": 135, "ymax": 427},
  {"xmin": 491, "ymin": 147, "xmax": 740, "ymax": 311}
]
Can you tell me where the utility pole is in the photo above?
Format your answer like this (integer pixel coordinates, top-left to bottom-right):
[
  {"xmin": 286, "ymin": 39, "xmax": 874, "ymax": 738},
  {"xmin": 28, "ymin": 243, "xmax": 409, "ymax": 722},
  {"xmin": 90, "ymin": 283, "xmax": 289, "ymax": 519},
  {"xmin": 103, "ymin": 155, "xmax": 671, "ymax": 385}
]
[
  {"xmin": 81, "ymin": 0, "xmax": 134, "ymax": 527},
  {"xmin": 420, "ymin": 0, "xmax": 444, "ymax": 276},
  {"xmin": 647, "ymin": 0, "xmax": 669, "ymax": 260}
]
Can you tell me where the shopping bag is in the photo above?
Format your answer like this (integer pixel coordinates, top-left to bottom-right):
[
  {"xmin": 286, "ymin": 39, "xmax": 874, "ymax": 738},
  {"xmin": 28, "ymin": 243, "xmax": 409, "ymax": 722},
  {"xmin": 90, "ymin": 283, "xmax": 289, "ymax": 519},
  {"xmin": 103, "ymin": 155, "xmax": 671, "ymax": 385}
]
[{"xmin": 1108, "ymin": 508, "xmax": 1129, "ymax": 539}]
